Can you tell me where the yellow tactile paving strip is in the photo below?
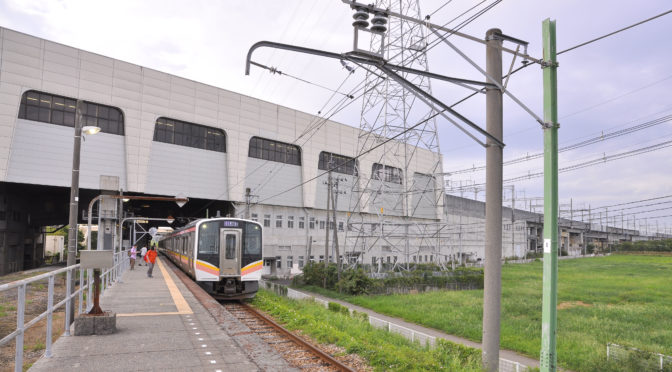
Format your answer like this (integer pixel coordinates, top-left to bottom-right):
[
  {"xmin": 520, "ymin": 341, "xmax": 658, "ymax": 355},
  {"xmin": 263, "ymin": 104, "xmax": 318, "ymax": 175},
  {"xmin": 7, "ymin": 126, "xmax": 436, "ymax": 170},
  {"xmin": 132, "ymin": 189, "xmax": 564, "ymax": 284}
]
[{"xmin": 117, "ymin": 257, "xmax": 193, "ymax": 317}]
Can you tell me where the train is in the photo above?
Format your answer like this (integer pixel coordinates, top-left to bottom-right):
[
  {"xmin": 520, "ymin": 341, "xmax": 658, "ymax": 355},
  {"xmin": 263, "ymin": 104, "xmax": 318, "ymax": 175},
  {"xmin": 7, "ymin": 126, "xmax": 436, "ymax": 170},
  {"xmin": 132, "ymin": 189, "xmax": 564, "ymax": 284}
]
[{"xmin": 157, "ymin": 217, "xmax": 263, "ymax": 299}]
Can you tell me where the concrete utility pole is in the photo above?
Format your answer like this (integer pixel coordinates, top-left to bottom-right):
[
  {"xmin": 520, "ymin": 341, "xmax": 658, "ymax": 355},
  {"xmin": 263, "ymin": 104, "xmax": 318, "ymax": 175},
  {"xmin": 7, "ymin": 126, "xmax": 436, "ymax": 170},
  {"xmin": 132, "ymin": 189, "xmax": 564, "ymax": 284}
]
[
  {"xmin": 332, "ymin": 175, "xmax": 341, "ymax": 282},
  {"xmin": 482, "ymin": 27, "xmax": 503, "ymax": 372},
  {"xmin": 66, "ymin": 100, "xmax": 84, "ymax": 325},
  {"xmin": 540, "ymin": 18, "xmax": 559, "ymax": 372},
  {"xmin": 245, "ymin": 187, "xmax": 252, "ymax": 219},
  {"xmin": 324, "ymin": 163, "xmax": 332, "ymax": 288}
]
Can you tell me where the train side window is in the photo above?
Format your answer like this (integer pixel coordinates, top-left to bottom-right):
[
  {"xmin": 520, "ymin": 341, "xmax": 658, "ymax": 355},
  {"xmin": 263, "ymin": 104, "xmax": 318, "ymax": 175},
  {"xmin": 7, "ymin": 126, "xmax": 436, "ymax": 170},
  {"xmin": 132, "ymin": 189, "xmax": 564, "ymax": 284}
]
[
  {"xmin": 225, "ymin": 235, "xmax": 236, "ymax": 259},
  {"xmin": 198, "ymin": 222, "xmax": 219, "ymax": 254}
]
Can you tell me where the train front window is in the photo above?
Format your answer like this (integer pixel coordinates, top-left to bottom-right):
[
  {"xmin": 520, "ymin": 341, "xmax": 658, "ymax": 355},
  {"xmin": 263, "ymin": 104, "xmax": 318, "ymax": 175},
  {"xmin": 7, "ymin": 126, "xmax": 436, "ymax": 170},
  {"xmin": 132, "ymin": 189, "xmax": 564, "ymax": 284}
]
[
  {"xmin": 244, "ymin": 223, "xmax": 262, "ymax": 256},
  {"xmin": 198, "ymin": 222, "xmax": 219, "ymax": 254},
  {"xmin": 225, "ymin": 235, "xmax": 236, "ymax": 259}
]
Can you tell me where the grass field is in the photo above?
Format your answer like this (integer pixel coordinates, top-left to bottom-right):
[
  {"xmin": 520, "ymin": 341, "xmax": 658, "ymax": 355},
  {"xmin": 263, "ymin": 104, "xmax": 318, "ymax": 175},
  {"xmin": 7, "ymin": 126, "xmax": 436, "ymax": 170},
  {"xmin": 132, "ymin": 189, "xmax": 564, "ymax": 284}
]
[
  {"xmin": 251, "ymin": 290, "xmax": 484, "ymax": 372},
  {"xmin": 309, "ymin": 255, "xmax": 672, "ymax": 371}
]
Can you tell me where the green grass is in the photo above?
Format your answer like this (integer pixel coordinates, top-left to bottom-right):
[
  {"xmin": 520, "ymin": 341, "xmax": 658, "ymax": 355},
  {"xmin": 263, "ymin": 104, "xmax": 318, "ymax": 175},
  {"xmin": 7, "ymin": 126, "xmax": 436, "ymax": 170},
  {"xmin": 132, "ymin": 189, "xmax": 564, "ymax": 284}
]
[
  {"xmin": 306, "ymin": 255, "xmax": 672, "ymax": 371},
  {"xmin": 251, "ymin": 289, "xmax": 484, "ymax": 371}
]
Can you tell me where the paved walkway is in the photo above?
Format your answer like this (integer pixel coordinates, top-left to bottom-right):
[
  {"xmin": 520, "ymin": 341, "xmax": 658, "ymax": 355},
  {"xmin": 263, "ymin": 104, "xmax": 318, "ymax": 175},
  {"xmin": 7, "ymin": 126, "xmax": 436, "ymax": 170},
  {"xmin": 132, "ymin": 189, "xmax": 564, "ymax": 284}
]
[
  {"xmin": 289, "ymin": 286, "xmax": 541, "ymax": 370},
  {"xmin": 29, "ymin": 258, "xmax": 275, "ymax": 372}
]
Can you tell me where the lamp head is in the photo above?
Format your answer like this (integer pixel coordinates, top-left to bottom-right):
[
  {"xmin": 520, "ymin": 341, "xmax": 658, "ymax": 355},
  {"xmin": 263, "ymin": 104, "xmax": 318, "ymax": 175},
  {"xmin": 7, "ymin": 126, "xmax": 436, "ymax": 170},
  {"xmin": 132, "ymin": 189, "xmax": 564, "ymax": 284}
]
[{"xmin": 82, "ymin": 126, "xmax": 101, "ymax": 135}]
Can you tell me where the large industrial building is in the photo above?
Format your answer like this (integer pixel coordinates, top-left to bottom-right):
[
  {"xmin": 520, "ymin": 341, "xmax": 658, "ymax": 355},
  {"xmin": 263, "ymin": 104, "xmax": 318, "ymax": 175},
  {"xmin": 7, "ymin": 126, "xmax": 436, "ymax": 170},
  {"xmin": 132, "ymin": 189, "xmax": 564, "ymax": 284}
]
[{"xmin": 0, "ymin": 26, "xmax": 446, "ymax": 275}]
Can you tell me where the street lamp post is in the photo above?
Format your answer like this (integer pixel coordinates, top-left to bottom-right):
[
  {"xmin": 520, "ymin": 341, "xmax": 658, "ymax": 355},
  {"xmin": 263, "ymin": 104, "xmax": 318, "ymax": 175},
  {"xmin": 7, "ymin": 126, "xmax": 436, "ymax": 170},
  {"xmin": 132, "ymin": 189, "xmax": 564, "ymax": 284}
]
[{"xmin": 66, "ymin": 100, "xmax": 100, "ymax": 325}]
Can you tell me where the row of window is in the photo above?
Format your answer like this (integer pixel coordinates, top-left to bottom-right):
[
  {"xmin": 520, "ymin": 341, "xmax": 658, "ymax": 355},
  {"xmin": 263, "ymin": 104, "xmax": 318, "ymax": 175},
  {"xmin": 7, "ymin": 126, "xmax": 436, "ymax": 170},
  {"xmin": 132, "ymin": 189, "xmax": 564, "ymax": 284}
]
[
  {"xmin": 154, "ymin": 117, "xmax": 226, "ymax": 152},
  {"xmin": 248, "ymin": 137, "xmax": 301, "ymax": 166},
  {"xmin": 372, "ymin": 163, "xmax": 403, "ymax": 184},
  {"xmin": 19, "ymin": 90, "xmax": 124, "ymax": 135},
  {"xmin": 18, "ymin": 91, "xmax": 405, "ymax": 178},
  {"xmin": 266, "ymin": 253, "xmax": 435, "ymax": 270},
  {"xmin": 318, "ymin": 152, "xmax": 358, "ymax": 176},
  {"xmin": 251, "ymin": 213, "xmax": 347, "ymax": 231}
]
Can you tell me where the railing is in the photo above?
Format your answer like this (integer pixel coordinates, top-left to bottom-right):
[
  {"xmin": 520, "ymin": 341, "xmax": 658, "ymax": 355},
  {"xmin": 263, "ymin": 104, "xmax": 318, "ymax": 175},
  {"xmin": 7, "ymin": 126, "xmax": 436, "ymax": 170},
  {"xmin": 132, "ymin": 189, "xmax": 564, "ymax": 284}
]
[
  {"xmin": 0, "ymin": 250, "xmax": 128, "ymax": 372},
  {"xmin": 607, "ymin": 343, "xmax": 672, "ymax": 371},
  {"xmin": 262, "ymin": 280, "xmax": 530, "ymax": 371}
]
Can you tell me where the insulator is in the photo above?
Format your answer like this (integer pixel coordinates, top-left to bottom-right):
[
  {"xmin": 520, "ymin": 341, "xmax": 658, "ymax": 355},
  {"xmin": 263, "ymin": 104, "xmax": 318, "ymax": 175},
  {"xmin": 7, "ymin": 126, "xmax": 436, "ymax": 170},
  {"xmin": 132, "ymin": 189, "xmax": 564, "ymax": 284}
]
[
  {"xmin": 352, "ymin": 19, "xmax": 370, "ymax": 28},
  {"xmin": 371, "ymin": 13, "xmax": 388, "ymax": 25},
  {"xmin": 352, "ymin": 8, "xmax": 369, "ymax": 20},
  {"xmin": 370, "ymin": 24, "xmax": 387, "ymax": 33}
]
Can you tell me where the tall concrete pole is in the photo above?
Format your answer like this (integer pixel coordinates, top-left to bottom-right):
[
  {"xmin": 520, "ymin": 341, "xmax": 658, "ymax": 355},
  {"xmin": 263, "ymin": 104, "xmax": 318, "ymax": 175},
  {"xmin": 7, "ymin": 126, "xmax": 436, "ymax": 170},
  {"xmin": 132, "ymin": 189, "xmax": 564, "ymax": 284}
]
[
  {"xmin": 540, "ymin": 18, "xmax": 559, "ymax": 372},
  {"xmin": 66, "ymin": 100, "xmax": 84, "ymax": 325},
  {"xmin": 324, "ymin": 164, "xmax": 331, "ymax": 288},
  {"xmin": 483, "ymin": 28, "xmax": 503, "ymax": 372}
]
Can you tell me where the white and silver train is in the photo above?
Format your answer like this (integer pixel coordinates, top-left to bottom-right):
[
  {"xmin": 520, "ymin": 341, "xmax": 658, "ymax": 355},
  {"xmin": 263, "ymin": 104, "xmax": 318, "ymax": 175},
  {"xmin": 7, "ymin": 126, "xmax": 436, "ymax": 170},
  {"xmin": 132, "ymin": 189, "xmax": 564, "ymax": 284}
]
[{"xmin": 158, "ymin": 218, "xmax": 263, "ymax": 299}]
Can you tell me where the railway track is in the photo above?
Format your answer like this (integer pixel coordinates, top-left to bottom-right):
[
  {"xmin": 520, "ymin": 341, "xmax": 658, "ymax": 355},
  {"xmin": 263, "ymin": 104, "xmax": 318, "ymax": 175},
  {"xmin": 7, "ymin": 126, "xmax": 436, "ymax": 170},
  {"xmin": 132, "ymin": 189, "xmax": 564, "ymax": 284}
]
[
  {"xmin": 222, "ymin": 300, "xmax": 355, "ymax": 372},
  {"xmin": 162, "ymin": 256, "xmax": 357, "ymax": 371}
]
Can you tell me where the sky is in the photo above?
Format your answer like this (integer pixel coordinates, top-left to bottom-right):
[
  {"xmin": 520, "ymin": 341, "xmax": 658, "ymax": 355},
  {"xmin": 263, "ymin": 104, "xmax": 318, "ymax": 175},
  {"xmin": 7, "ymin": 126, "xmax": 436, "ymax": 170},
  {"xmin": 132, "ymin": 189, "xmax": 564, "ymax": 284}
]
[{"xmin": 1, "ymin": 0, "xmax": 671, "ymax": 234}]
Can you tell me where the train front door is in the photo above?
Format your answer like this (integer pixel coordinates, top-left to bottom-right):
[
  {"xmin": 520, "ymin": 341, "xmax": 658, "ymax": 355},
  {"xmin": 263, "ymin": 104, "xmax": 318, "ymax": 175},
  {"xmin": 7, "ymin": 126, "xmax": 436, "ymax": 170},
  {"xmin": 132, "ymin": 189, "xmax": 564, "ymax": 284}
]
[{"xmin": 219, "ymin": 229, "xmax": 240, "ymax": 276}]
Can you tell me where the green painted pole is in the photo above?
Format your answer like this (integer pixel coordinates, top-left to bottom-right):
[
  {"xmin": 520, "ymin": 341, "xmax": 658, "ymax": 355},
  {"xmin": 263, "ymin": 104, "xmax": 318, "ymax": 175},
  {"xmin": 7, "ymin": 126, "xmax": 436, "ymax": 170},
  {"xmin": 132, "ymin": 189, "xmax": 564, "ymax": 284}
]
[{"xmin": 540, "ymin": 18, "xmax": 559, "ymax": 372}]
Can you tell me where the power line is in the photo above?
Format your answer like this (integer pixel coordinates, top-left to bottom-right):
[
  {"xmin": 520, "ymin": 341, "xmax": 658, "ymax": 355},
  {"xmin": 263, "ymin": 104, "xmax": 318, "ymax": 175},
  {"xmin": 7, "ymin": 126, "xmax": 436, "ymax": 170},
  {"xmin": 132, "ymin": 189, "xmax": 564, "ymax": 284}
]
[
  {"xmin": 558, "ymin": 9, "xmax": 672, "ymax": 55},
  {"xmin": 447, "ymin": 114, "xmax": 672, "ymax": 175},
  {"xmin": 447, "ymin": 138, "xmax": 672, "ymax": 191}
]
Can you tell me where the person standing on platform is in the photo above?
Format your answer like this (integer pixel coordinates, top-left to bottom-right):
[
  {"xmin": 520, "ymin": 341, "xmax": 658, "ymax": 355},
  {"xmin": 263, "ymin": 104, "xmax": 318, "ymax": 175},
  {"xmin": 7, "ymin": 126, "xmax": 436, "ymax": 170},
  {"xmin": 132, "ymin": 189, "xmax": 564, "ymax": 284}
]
[
  {"xmin": 139, "ymin": 246, "xmax": 147, "ymax": 266},
  {"xmin": 129, "ymin": 245, "xmax": 137, "ymax": 270},
  {"xmin": 146, "ymin": 247, "xmax": 158, "ymax": 278}
]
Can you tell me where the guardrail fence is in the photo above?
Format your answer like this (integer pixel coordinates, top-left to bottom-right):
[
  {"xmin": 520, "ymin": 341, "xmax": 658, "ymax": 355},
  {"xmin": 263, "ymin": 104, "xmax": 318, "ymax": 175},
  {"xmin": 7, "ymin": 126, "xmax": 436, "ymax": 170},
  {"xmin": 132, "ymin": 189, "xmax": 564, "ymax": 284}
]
[
  {"xmin": 262, "ymin": 280, "xmax": 530, "ymax": 371},
  {"xmin": 607, "ymin": 343, "xmax": 672, "ymax": 371},
  {"xmin": 0, "ymin": 251, "xmax": 128, "ymax": 372}
]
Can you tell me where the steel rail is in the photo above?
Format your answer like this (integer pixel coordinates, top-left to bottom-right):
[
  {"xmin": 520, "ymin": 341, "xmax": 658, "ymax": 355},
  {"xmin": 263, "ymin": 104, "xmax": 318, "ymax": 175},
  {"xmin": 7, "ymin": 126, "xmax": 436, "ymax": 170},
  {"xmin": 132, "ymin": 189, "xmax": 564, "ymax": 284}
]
[{"xmin": 234, "ymin": 301, "xmax": 355, "ymax": 372}]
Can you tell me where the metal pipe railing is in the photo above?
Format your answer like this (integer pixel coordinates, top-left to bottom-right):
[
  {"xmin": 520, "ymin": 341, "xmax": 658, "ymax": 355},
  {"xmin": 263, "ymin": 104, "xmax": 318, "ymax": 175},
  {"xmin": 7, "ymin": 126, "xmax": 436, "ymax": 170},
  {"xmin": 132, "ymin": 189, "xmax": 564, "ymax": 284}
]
[{"xmin": 0, "ymin": 250, "xmax": 128, "ymax": 372}]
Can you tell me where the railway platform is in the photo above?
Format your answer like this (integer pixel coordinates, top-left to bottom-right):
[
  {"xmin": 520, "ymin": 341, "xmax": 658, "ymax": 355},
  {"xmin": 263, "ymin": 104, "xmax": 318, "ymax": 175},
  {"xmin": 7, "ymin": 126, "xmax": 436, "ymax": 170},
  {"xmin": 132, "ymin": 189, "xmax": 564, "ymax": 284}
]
[{"xmin": 29, "ymin": 257, "xmax": 296, "ymax": 372}]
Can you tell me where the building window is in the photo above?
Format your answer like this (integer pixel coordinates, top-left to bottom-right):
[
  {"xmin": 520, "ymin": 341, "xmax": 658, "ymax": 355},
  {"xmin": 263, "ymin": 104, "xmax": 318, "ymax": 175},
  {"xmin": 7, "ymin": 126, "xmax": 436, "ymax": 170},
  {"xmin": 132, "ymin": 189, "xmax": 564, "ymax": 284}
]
[
  {"xmin": 318, "ymin": 151, "xmax": 358, "ymax": 176},
  {"xmin": 319, "ymin": 255, "xmax": 324, "ymax": 263},
  {"xmin": 264, "ymin": 214, "xmax": 271, "ymax": 228},
  {"xmin": 309, "ymin": 217, "xmax": 315, "ymax": 229},
  {"xmin": 387, "ymin": 256, "xmax": 391, "ymax": 263},
  {"xmin": 430, "ymin": 255, "xmax": 434, "ymax": 262},
  {"xmin": 287, "ymin": 255, "xmax": 293, "ymax": 269},
  {"xmin": 338, "ymin": 221, "xmax": 344, "ymax": 232},
  {"xmin": 372, "ymin": 163, "xmax": 403, "ymax": 184},
  {"xmin": 371, "ymin": 256, "xmax": 377, "ymax": 265},
  {"xmin": 329, "ymin": 221, "xmax": 335, "ymax": 230},
  {"xmin": 275, "ymin": 215, "xmax": 283, "ymax": 228},
  {"xmin": 319, "ymin": 220, "xmax": 325, "ymax": 229},
  {"xmin": 18, "ymin": 90, "xmax": 124, "ymax": 135},
  {"xmin": 287, "ymin": 216, "xmax": 294, "ymax": 228},
  {"xmin": 298, "ymin": 256, "xmax": 305, "ymax": 268},
  {"xmin": 248, "ymin": 136, "xmax": 301, "ymax": 165},
  {"xmin": 251, "ymin": 213, "xmax": 258, "ymax": 222},
  {"xmin": 276, "ymin": 256, "xmax": 282, "ymax": 268},
  {"xmin": 153, "ymin": 117, "xmax": 225, "ymax": 152},
  {"xmin": 347, "ymin": 223, "xmax": 353, "ymax": 232},
  {"xmin": 310, "ymin": 255, "xmax": 315, "ymax": 262},
  {"xmin": 298, "ymin": 217, "xmax": 305, "ymax": 229}
]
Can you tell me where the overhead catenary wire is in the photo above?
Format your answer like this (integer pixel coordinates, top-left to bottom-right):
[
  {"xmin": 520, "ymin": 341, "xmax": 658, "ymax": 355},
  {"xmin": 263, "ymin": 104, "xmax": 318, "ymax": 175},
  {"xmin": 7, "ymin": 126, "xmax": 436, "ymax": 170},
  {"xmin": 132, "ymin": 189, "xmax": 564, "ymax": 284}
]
[{"xmin": 446, "ymin": 114, "xmax": 672, "ymax": 175}]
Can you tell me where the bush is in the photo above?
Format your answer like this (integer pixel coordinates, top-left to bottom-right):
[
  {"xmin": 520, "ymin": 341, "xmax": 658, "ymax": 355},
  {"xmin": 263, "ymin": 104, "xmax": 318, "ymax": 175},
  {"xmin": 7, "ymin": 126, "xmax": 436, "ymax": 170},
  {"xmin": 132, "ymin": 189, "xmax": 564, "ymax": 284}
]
[
  {"xmin": 336, "ymin": 268, "xmax": 373, "ymax": 295},
  {"xmin": 613, "ymin": 239, "xmax": 672, "ymax": 253},
  {"xmin": 328, "ymin": 301, "xmax": 349, "ymax": 315}
]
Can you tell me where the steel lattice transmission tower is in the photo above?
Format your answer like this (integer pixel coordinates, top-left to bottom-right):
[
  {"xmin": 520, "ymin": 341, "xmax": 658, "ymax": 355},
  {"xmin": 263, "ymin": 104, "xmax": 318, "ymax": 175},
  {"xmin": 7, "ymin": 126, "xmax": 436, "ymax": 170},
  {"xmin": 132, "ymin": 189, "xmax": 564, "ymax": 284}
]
[{"xmin": 345, "ymin": 0, "xmax": 446, "ymax": 269}]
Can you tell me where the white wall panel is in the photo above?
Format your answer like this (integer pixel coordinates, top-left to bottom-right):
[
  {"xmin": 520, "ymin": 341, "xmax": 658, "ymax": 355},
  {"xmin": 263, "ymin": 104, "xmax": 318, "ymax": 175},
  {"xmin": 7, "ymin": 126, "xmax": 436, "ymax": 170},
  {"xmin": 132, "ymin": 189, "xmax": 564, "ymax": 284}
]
[
  {"xmin": 245, "ymin": 158, "xmax": 302, "ymax": 207},
  {"xmin": 145, "ymin": 141, "xmax": 228, "ymax": 200},
  {"xmin": 7, "ymin": 120, "xmax": 126, "ymax": 189}
]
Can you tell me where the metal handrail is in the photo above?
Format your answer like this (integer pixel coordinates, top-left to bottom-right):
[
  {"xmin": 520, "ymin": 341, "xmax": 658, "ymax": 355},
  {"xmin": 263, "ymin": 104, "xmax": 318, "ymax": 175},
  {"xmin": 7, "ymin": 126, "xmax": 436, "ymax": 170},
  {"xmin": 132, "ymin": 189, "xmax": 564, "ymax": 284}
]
[{"xmin": 0, "ymin": 250, "xmax": 129, "ymax": 372}]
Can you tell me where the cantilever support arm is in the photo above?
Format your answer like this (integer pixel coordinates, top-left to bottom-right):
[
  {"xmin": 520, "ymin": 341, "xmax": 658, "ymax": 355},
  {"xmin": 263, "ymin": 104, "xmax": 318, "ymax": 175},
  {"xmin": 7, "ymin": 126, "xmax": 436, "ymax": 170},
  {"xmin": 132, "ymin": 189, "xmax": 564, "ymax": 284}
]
[
  {"xmin": 246, "ymin": 41, "xmax": 495, "ymax": 88},
  {"xmin": 245, "ymin": 41, "xmax": 502, "ymax": 147}
]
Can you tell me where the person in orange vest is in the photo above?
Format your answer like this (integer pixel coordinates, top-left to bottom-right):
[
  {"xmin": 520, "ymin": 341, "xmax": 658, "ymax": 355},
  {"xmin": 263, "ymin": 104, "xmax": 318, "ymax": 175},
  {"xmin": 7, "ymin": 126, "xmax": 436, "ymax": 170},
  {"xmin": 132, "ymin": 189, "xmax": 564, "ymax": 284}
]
[{"xmin": 145, "ymin": 246, "xmax": 158, "ymax": 278}]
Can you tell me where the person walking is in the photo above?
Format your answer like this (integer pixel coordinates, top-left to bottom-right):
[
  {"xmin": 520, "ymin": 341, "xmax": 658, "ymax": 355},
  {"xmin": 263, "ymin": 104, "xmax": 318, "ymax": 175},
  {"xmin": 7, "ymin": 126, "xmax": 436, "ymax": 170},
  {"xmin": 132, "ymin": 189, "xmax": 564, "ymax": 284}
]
[
  {"xmin": 146, "ymin": 247, "xmax": 158, "ymax": 278},
  {"xmin": 139, "ymin": 246, "xmax": 148, "ymax": 266},
  {"xmin": 129, "ymin": 245, "xmax": 137, "ymax": 270}
]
